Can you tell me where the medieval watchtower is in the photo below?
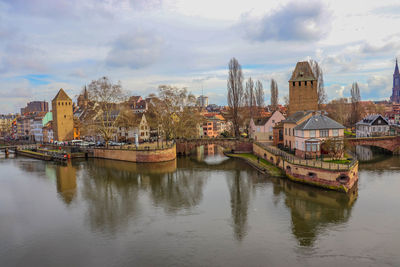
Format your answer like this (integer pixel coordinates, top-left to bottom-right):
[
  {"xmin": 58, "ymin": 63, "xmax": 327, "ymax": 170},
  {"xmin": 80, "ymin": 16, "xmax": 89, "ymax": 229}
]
[
  {"xmin": 288, "ymin": 61, "xmax": 318, "ymax": 115},
  {"xmin": 52, "ymin": 89, "xmax": 74, "ymax": 141}
]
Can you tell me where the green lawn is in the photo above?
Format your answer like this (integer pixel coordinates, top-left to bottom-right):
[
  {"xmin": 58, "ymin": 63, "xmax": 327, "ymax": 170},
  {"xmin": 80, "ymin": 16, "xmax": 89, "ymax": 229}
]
[
  {"xmin": 324, "ymin": 159, "xmax": 352, "ymax": 164},
  {"xmin": 226, "ymin": 153, "xmax": 284, "ymax": 177}
]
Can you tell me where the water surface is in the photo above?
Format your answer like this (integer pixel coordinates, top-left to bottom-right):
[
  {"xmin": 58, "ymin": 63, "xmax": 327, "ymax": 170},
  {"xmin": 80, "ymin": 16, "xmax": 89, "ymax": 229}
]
[{"xmin": 0, "ymin": 147, "xmax": 399, "ymax": 266}]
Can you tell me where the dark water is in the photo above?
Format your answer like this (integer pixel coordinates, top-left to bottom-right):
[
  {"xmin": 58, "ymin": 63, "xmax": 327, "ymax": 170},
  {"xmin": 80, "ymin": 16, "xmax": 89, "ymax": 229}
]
[{"xmin": 1, "ymin": 148, "xmax": 400, "ymax": 266}]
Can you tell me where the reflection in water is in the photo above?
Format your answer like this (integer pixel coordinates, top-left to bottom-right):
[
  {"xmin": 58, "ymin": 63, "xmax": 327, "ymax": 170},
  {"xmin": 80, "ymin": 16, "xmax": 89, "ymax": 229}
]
[
  {"xmin": 194, "ymin": 144, "xmax": 229, "ymax": 165},
  {"xmin": 227, "ymin": 169, "xmax": 251, "ymax": 241},
  {"xmin": 55, "ymin": 162, "xmax": 77, "ymax": 204},
  {"xmin": 271, "ymin": 177, "xmax": 357, "ymax": 247}
]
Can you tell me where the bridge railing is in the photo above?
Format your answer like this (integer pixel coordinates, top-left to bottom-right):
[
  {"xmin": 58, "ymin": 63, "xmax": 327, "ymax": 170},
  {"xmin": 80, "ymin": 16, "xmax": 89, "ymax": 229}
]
[{"xmin": 256, "ymin": 142, "xmax": 357, "ymax": 171}]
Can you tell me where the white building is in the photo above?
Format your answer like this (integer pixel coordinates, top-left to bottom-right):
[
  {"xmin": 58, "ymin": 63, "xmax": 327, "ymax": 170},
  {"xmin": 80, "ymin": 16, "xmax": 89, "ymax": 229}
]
[
  {"xmin": 196, "ymin": 95, "xmax": 208, "ymax": 108},
  {"xmin": 356, "ymin": 114, "xmax": 390, "ymax": 137}
]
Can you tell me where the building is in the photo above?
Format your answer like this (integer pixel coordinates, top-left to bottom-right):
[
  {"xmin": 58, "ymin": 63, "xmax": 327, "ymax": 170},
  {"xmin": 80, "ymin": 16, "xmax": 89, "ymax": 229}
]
[
  {"xmin": 116, "ymin": 113, "xmax": 150, "ymax": 142},
  {"xmin": 272, "ymin": 122, "xmax": 284, "ymax": 148},
  {"xmin": 52, "ymin": 89, "xmax": 74, "ymax": 141},
  {"xmin": 293, "ymin": 113, "xmax": 345, "ymax": 159},
  {"xmin": 29, "ymin": 112, "xmax": 47, "ymax": 142},
  {"xmin": 391, "ymin": 59, "xmax": 400, "ymax": 103},
  {"xmin": 356, "ymin": 114, "xmax": 390, "ymax": 137},
  {"xmin": 0, "ymin": 114, "xmax": 17, "ymax": 138},
  {"xmin": 77, "ymin": 86, "xmax": 89, "ymax": 109},
  {"xmin": 288, "ymin": 62, "xmax": 318, "ymax": 115},
  {"xmin": 21, "ymin": 101, "xmax": 48, "ymax": 114},
  {"xmin": 282, "ymin": 110, "xmax": 314, "ymax": 152},
  {"xmin": 197, "ymin": 95, "xmax": 209, "ymax": 108},
  {"xmin": 249, "ymin": 110, "xmax": 285, "ymax": 141},
  {"xmin": 201, "ymin": 114, "xmax": 229, "ymax": 138},
  {"xmin": 42, "ymin": 121, "xmax": 54, "ymax": 143},
  {"xmin": 127, "ymin": 96, "xmax": 148, "ymax": 113}
]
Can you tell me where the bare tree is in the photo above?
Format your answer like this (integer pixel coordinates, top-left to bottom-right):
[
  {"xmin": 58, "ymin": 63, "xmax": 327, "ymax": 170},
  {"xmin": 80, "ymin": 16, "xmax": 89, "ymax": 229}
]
[
  {"xmin": 227, "ymin": 58, "xmax": 244, "ymax": 137},
  {"xmin": 350, "ymin": 82, "xmax": 361, "ymax": 125},
  {"xmin": 309, "ymin": 59, "xmax": 327, "ymax": 108},
  {"xmin": 270, "ymin": 79, "xmax": 279, "ymax": 110},
  {"xmin": 84, "ymin": 77, "xmax": 126, "ymax": 144},
  {"xmin": 255, "ymin": 80, "xmax": 264, "ymax": 108},
  {"xmin": 244, "ymin": 77, "xmax": 255, "ymax": 118},
  {"xmin": 147, "ymin": 85, "xmax": 203, "ymax": 142}
]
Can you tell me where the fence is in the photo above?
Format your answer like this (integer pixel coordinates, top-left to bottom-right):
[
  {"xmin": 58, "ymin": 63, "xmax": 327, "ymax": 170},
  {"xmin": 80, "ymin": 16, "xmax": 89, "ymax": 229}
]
[{"xmin": 256, "ymin": 142, "xmax": 357, "ymax": 171}]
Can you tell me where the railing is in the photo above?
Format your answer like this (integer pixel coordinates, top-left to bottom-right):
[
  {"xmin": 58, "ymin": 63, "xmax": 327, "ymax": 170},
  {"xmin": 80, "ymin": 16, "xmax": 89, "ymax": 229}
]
[{"xmin": 255, "ymin": 142, "xmax": 357, "ymax": 171}]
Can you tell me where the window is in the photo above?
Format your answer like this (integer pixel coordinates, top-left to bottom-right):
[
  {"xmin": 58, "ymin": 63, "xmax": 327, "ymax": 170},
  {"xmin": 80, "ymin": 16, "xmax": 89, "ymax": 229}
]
[
  {"xmin": 311, "ymin": 81, "xmax": 313, "ymax": 86},
  {"xmin": 306, "ymin": 143, "xmax": 311, "ymax": 151},
  {"xmin": 305, "ymin": 81, "xmax": 307, "ymax": 86},
  {"xmin": 333, "ymin": 129, "xmax": 339, "ymax": 136},
  {"xmin": 309, "ymin": 130, "xmax": 316, "ymax": 137},
  {"xmin": 292, "ymin": 82, "xmax": 295, "ymax": 86},
  {"xmin": 296, "ymin": 141, "xmax": 298, "ymax": 149},
  {"xmin": 285, "ymin": 128, "xmax": 287, "ymax": 135},
  {"xmin": 320, "ymin": 129, "xmax": 329, "ymax": 137}
]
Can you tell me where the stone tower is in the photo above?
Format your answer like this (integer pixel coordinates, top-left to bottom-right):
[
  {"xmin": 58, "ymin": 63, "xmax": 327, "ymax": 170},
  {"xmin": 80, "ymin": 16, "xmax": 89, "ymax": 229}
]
[
  {"xmin": 391, "ymin": 59, "xmax": 400, "ymax": 103},
  {"xmin": 52, "ymin": 89, "xmax": 74, "ymax": 141},
  {"xmin": 288, "ymin": 61, "xmax": 318, "ymax": 115}
]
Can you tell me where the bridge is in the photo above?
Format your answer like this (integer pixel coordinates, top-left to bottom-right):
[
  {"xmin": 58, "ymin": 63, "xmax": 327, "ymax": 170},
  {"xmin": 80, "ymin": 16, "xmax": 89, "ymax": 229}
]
[
  {"xmin": 176, "ymin": 138, "xmax": 253, "ymax": 155},
  {"xmin": 347, "ymin": 136, "xmax": 400, "ymax": 154}
]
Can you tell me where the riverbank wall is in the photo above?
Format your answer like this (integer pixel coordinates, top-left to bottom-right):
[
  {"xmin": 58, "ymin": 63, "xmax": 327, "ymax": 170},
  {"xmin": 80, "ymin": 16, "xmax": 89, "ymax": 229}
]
[
  {"xmin": 252, "ymin": 143, "xmax": 358, "ymax": 192},
  {"xmin": 93, "ymin": 144, "xmax": 176, "ymax": 163},
  {"xmin": 16, "ymin": 150, "xmax": 52, "ymax": 161}
]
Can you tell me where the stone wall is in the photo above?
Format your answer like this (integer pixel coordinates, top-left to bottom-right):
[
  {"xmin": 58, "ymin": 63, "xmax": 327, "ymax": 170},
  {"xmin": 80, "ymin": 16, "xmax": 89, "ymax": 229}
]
[
  {"xmin": 253, "ymin": 143, "xmax": 358, "ymax": 192},
  {"xmin": 94, "ymin": 144, "xmax": 176, "ymax": 163},
  {"xmin": 176, "ymin": 139, "xmax": 253, "ymax": 155},
  {"xmin": 347, "ymin": 136, "xmax": 400, "ymax": 154}
]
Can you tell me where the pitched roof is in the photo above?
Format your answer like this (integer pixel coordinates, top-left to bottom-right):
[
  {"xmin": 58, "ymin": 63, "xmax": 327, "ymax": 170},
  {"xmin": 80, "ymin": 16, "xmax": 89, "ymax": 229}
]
[
  {"xmin": 356, "ymin": 114, "xmax": 389, "ymax": 126},
  {"xmin": 289, "ymin": 61, "xmax": 316, "ymax": 82},
  {"xmin": 253, "ymin": 116, "xmax": 271, "ymax": 126},
  {"xmin": 53, "ymin": 88, "xmax": 71, "ymax": 101},
  {"xmin": 283, "ymin": 110, "xmax": 314, "ymax": 123},
  {"xmin": 294, "ymin": 114, "xmax": 344, "ymax": 130}
]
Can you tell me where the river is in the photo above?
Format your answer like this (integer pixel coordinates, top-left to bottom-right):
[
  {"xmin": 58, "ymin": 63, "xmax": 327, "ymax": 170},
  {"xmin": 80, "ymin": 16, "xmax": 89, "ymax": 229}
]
[{"xmin": 0, "ymin": 145, "xmax": 399, "ymax": 266}]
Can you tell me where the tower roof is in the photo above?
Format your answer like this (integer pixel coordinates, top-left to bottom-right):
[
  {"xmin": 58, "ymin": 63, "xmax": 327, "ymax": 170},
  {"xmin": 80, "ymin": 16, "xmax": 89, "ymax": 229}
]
[
  {"xmin": 289, "ymin": 61, "xmax": 316, "ymax": 82},
  {"xmin": 53, "ymin": 88, "xmax": 71, "ymax": 102},
  {"xmin": 395, "ymin": 58, "xmax": 399, "ymax": 76}
]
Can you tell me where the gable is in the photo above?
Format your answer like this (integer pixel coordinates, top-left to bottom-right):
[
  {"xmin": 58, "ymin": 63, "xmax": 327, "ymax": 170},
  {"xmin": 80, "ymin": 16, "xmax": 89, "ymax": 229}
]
[{"xmin": 371, "ymin": 115, "xmax": 389, "ymax": 125}]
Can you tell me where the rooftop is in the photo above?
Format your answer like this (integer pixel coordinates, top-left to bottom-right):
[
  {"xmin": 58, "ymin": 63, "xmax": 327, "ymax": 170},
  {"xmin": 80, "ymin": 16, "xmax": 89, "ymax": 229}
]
[
  {"xmin": 289, "ymin": 61, "xmax": 316, "ymax": 82},
  {"xmin": 294, "ymin": 114, "xmax": 345, "ymax": 130}
]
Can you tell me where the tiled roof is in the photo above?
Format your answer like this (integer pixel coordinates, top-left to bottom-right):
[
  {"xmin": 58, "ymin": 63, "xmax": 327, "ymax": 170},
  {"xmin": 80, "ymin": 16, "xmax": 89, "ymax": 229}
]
[
  {"xmin": 253, "ymin": 116, "xmax": 271, "ymax": 126},
  {"xmin": 356, "ymin": 114, "xmax": 388, "ymax": 125},
  {"xmin": 289, "ymin": 61, "xmax": 316, "ymax": 82},
  {"xmin": 283, "ymin": 110, "xmax": 314, "ymax": 123},
  {"xmin": 52, "ymin": 88, "xmax": 71, "ymax": 101},
  {"xmin": 294, "ymin": 114, "xmax": 344, "ymax": 130}
]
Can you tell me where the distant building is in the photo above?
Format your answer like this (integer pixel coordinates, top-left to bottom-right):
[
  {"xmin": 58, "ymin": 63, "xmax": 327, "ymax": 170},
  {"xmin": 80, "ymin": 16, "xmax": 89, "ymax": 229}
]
[
  {"xmin": 197, "ymin": 95, "xmax": 209, "ymax": 108},
  {"xmin": 21, "ymin": 101, "xmax": 48, "ymax": 114},
  {"xmin": 128, "ymin": 96, "xmax": 147, "ymax": 113},
  {"xmin": 249, "ymin": 110, "xmax": 285, "ymax": 141},
  {"xmin": 288, "ymin": 62, "xmax": 318, "ymax": 115},
  {"xmin": 356, "ymin": 114, "xmax": 390, "ymax": 137},
  {"xmin": 391, "ymin": 59, "xmax": 400, "ymax": 104},
  {"xmin": 116, "ymin": 113, "xmax": 150, "ymax": 142},
  {"xmin": 201, "ymin": 114, "xmax": 229, "ymax": 138},
  {"xmin": 294, "ymin": 113, "xmax": 345, "ymax": 159},
  {"xmin": 77, "ymin": 86, "xmax": 89, "ymax": 109},
  {"xmin": 52, "ymin": 89, "xmax": 74, "ymax": 141}
]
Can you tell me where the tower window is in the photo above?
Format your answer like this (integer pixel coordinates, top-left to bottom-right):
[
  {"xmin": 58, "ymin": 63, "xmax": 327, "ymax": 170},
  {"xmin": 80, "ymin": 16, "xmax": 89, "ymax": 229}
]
[
  {"xmin": 311, "ymin": 81, "xmax": 313, "ymax": 85},
  {"xmin": 292, "ymin": 82, "xmax": 295, "ymax": 86},
  {"xmin": 305, "ymin": 81, "xmax": 307, "ymax": 86},
  {"xmin": 298, "ymin": 81, "xmax": 301, "ymax": 86}
]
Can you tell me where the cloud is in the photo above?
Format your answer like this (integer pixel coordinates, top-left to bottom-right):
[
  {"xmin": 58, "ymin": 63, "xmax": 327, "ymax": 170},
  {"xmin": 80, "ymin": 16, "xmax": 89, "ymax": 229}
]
[
  {"xmin": 239, "ymin": 1, "xmax": 331, "ymax": 42},
  {"xmin": 106, "ymin": 31, "xmax": 164, "ymax": 69}
]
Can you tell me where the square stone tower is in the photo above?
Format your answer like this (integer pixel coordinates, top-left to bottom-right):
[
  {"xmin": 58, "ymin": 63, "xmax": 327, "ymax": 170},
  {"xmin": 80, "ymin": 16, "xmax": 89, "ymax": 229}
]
[
  {"xmin": 52, "ymin": 89, "xmax": 74, "ymax": 141},
  {"xmin": 288, "ymin": 61, "xmax": 318, "ymax": 115}
]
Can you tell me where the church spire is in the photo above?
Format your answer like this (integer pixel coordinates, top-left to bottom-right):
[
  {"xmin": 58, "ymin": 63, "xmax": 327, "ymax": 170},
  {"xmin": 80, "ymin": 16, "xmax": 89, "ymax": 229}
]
[{"xmin": 395, "ymin": 58, "xmax": 399, "ymax": 76}]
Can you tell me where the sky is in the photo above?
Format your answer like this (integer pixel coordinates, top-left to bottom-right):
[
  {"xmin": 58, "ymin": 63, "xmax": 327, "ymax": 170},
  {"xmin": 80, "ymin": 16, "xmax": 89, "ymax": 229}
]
[{"xmin": 1, "ymin": 0, "xmax": 400, "ymax": 113}]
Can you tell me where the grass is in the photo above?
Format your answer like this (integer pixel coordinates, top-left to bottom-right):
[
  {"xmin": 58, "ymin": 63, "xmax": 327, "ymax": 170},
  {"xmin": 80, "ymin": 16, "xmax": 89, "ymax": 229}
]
[
  {"xmin": 324, "ymin": 159, "xmax": 352, "ymax": 164},
  {"xmin": 226, "ymin": 153, "xmax": 285, "ymax": 177}
]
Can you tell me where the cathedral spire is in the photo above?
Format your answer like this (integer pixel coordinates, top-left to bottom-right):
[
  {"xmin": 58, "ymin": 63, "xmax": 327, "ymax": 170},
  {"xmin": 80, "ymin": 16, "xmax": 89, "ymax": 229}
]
[{"xmin": 395, "ymin": 58, "xmax": 399, "ymax": 75}]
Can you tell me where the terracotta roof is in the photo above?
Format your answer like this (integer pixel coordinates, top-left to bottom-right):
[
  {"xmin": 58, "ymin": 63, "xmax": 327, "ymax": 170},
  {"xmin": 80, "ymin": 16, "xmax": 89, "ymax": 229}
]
[
  {"xmin": 289, "ymin": 61, "xmax": 316, "ymax": 82},
  {"xmin": 52, "ymin": 88, "xmax": 71, "ymax": 101}
]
